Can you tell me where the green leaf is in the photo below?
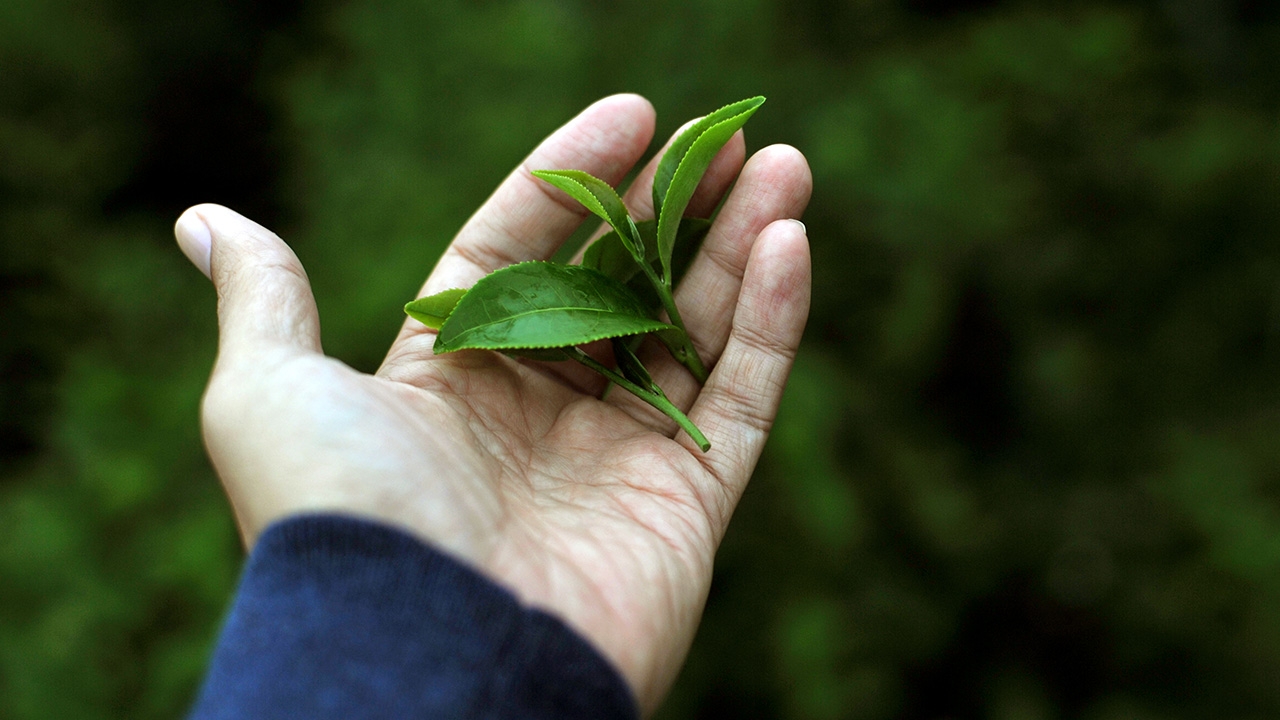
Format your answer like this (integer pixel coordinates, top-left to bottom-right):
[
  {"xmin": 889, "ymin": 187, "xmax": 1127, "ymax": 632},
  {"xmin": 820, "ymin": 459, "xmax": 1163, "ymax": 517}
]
[
  {"xmin": 434, "ymin": 261, "xmax": 674, "ymax": 353},
  {"xmin": 652, "ymin": 96, "xmax": 766, "ymax": 217},
  {"xmin": 582, "ymin": 219, "xmax": 653, "ymax": 283},
  {"xmin": 655, "ymin": 96, "xmax": 765, "ymax": 280},
  {"xmin": 532, "ymin": 169, "xmax": 644, "ymax": 262},
  {"xmin": 612, "ymin": 337, "xmax": 661, "ymax": 395},
  {"xmin": 583, "ymin": 217, "xmax": 711, "ymax": 306},
  {"xmin": 404, "ymin": 288, "xmax": 467, "ymax": 330}
]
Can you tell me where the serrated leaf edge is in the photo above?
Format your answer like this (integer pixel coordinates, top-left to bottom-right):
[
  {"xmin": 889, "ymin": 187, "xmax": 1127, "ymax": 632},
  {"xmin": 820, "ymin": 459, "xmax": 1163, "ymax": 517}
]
[
  {"xmin": 436, "ymin": 311, "xmax": 674, "ymax": 352},
  {"xmin": 532, "ymin": 169, "xmax": 644, "ymax": 261},
  {"xmin": 657, "ymin": 99, "xmax": 764, "ymax": 280},
  {"xmin": 652, "ymin": 96, "xmax": 766, "ymax": 215},
  {"xmin": 432, "ymin": 261, "xmax": 676, "ymax": 353}
]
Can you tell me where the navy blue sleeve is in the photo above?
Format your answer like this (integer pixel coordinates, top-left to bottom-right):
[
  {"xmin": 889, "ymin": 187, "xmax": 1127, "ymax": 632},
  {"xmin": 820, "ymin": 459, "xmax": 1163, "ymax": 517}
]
[{"xmin": 188, "ymin": 515, "xmax": 639, "ymax": 720}]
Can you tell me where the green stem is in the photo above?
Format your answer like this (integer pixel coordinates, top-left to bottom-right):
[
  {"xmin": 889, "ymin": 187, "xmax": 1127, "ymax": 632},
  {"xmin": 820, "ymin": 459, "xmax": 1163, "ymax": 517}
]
[
  {"xmin": 569, "ymin": 348, "xmax": 711, "ymax": 452},
  {"xmin": 637, "ymin": 260, "xmax": 709, "ymax": 384}
]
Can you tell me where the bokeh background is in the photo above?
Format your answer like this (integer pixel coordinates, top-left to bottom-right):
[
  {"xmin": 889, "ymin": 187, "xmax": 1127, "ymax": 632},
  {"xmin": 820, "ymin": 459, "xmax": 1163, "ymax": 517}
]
[{"xmin": 4, "ymin": 0, "xmax": 1280, "ymax": 717}]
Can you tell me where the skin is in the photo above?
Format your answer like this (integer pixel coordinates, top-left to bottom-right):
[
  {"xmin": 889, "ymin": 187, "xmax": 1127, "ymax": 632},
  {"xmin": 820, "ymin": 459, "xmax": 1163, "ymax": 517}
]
[{"xmin": 174, "ymin": 94, "xmax": 812, "ymax": 716}]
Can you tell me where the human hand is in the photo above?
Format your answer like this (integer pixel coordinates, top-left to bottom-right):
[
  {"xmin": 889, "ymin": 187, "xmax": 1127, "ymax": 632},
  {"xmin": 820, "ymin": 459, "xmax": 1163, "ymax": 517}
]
[{"xmin": 174, "ymin": 94, "xmax": 811, "ymax": 714}]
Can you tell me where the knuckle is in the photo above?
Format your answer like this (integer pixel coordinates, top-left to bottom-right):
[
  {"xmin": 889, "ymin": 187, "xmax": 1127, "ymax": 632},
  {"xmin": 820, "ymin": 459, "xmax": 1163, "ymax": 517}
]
[
  {"xmin": 707, "ymin": 379, "xmax": 774, "ymax": 435},
  {"xmin": 450, "ymin": 235, "xmax": 521, "ymax": 274},
  {"xmin": 701, "ymin": 240, "xmax": 746, "ymax": 282},
  {"xmin": 730, "ymin": 321, "xmax": 795, "ymax": 362}
]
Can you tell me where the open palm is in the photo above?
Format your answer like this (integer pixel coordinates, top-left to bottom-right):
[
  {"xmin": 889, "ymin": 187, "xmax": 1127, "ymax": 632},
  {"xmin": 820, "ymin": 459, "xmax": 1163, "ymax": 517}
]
[{"xmin": 176, "ymin": 94, "xmax": 811, "ymax": 714}]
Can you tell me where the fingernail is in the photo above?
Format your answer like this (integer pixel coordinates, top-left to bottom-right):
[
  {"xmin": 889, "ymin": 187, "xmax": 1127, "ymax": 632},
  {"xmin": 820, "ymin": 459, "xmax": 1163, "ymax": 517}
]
[
  {"xmin": 789, "ymin": 219, "xmax": 807, "ymax": 235},
  {"xmin": 175, "ymin": 210, "xmax": 212, "ymax": 279}
]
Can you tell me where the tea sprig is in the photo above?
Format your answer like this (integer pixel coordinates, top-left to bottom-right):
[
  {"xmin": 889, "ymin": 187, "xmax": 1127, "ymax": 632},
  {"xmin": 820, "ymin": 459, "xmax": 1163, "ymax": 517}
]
[{"xmin": 405, "ymin": 97, "xmax": 766, "ymax": 451}]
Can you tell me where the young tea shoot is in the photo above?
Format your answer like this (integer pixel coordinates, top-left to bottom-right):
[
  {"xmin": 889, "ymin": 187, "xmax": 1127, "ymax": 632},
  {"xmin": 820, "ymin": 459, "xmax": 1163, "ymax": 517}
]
[{"xmin": 405, "ymin": 96, "xmax": 766, "ymax": 452}]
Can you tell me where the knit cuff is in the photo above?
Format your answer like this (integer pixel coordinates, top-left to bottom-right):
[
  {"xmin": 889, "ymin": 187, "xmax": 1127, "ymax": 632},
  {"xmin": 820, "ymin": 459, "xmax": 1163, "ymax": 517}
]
[{"xmin": 189, "ymin": 514, "xmax": 638, "ymax": 720}]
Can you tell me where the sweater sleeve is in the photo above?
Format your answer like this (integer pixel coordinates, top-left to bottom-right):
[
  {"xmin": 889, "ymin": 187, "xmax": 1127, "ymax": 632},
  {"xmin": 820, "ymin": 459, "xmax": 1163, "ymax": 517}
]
[{"xmin": 187, "ymin": 514, "xmax": 639, "ymax": 720}]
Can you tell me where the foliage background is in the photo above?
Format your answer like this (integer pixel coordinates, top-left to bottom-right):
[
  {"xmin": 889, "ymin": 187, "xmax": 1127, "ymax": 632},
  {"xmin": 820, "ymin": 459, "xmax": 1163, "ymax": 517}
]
[{"xmin": 4, "ymin": 0, "xmax": 1280, "ymax": 717}]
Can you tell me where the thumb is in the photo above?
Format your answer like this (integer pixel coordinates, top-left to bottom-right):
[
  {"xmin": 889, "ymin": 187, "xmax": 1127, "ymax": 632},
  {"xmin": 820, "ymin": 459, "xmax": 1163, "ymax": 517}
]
[{"xmin": 175, "ymin": 203, "xmax": 322, "ymax": 358}]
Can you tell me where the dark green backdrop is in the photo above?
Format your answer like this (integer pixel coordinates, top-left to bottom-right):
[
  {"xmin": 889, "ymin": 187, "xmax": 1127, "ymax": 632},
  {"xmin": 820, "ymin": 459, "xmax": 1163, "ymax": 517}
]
[{"xmin": 4, "ymin": 1, "xmax": 1280, "ymax": 718}]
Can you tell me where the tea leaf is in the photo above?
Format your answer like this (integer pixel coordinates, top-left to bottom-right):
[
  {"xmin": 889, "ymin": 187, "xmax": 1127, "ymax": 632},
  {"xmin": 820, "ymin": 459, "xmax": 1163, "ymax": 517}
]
[
  {"xmin": 655, "ymin": 97, "xmax": 764, "ymax": 280},
  {"xmin": 613, "ymin": 337, "xmax": 660, "ymax": 395},
  {"xmin": 583, "ymin": 217, "xmax": 711, "ymax": 308},
  {"xmin": 434, "ymin": 261, "xmax": 673, "ymax": 353},
  {"xmin": 532, "ymin": 169, "xmax": 644, "ymax": 262},
  {"xmin": 652, "ymin": 96, "xmax": 766, "ymax": 219},
  {"xmin": 404, "ymin": 288, "xmax": 467, "ymax": 330},
  {"xmin": 582, "ymin": 219, "xmax": 654, "ymax": 283}
]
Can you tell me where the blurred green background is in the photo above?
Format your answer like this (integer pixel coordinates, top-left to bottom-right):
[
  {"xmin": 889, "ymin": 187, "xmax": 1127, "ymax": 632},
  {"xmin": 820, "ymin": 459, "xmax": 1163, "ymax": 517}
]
[{"xmin": 4, "ymin": 0, "xmax": 1280, "ymax": 717}]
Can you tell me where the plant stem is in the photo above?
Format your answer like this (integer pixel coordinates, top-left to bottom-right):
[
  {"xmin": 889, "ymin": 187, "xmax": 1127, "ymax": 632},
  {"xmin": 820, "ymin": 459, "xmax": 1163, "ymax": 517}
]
[
  {"xmin": 569, "ymin": 348, "xmax": 711, "ymax": 452},
  {"xmin": 637, "ymin": 260, "xmax": 709, "ymax": 384}
]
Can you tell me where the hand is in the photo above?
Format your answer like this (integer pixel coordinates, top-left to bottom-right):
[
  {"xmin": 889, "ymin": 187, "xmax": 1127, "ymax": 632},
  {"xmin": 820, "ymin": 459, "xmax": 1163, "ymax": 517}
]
[{"xmin": 174, "ymin": 94, "xmax": 811, "ymax": 714}]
